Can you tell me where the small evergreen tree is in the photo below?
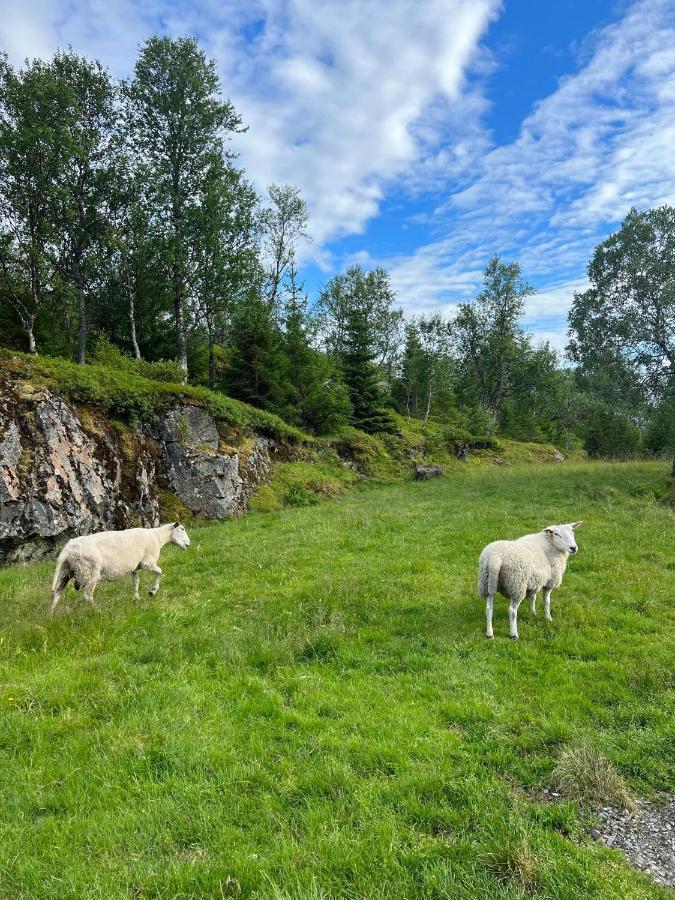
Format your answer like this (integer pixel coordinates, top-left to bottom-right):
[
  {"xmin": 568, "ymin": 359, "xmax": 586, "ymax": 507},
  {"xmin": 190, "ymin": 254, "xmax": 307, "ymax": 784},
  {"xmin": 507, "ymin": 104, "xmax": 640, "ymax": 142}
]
[
  {"xmin": 281, "ymin": 263, "xmax": 350, "ymax": 433},
  {"xmin": 341, "ymin": 302, "xmax": 396, "ymax": 434},
  {"xmin": 224, "ymin": 295, "xmax": 290, "ymax": 412}
]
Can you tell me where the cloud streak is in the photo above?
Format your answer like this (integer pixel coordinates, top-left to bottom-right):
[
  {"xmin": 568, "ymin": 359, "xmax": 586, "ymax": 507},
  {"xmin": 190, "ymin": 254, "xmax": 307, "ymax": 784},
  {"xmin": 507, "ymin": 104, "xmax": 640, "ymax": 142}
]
[
  {"xmin": 0, "ymin": 0, "xmax": 501, "ymax": 247},
  {"xmin": 387, "ymin": 0, "xmax": 675, "ymax": 347}
]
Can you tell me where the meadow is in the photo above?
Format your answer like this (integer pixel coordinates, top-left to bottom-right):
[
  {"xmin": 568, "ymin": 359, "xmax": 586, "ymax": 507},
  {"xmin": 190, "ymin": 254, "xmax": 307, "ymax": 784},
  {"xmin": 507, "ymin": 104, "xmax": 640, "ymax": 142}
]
[{"xmin": 0, "ymin": 462, "xmax": 673, "ymax": 898}]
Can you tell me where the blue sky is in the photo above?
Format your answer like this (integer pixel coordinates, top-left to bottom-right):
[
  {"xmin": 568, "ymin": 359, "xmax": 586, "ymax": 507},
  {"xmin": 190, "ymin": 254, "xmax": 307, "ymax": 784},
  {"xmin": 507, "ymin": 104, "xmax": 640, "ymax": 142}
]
[{"xmin": 3, "ymin": 0, "xmax": 675, "ymax": 351}]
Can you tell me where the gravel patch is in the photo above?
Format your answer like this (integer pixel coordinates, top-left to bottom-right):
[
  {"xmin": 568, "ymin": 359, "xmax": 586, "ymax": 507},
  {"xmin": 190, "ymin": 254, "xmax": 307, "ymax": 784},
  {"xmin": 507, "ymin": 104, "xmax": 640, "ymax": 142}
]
[{"xmin": 591, "ymin": 795, "xmax": 675, "ymax": 889}]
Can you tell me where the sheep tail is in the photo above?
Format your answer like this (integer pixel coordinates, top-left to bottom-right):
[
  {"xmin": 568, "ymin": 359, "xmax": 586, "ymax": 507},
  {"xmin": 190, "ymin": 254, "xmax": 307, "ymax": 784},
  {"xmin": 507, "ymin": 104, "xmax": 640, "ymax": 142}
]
[
  {"xmin": 478, "ymin": 553, "xmax": 501, "ymax": 598},
  {"xmin": 51, "ymin": 550, "xmax": 72, "ymax": 593}
]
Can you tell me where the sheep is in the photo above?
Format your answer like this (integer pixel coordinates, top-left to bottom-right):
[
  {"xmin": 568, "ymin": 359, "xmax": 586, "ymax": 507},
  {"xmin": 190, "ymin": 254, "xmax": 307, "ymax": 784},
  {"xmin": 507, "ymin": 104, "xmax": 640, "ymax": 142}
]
[
  {"xmin": 50, "ymin": 522, "xmax": 191, "ymax": 614},
  {"xmin": 478, "ymin": 521, "xmax": 582, "ymax": 639}
]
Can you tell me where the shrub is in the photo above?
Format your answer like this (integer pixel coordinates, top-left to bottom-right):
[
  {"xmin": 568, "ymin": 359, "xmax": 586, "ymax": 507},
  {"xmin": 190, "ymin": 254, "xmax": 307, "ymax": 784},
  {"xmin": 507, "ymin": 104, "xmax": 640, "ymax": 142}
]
[
  {"xmin": 284, "ymin": 483, "xmax": 319, "ymax": 508},
  {"xmin": 91, "ymin": 334, "xmax": 185, "ymax": 384}
]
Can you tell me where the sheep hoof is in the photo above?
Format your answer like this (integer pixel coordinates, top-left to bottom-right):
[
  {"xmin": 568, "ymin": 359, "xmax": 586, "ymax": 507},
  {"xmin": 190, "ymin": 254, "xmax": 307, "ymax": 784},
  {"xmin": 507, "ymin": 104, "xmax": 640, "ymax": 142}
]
[
  {"xmin": 509, "ymin": 635, "xmax": 518, "ymax": 640},
  {"xmin": 485, "ymin": 633, "xmax": 494, "ymax": 639},
  {"xmin": 148, "ymin": 590, "xmax": 155, "ymax": 597}
]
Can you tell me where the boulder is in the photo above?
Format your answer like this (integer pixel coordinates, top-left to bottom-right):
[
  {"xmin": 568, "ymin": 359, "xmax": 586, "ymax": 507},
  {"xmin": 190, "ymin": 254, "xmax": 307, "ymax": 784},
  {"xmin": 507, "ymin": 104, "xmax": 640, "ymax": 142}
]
[
  {"xmin": 0, "ymin": 386, "xmax": 276, "ymax": 564},
  {"xmin": 414, "ymin": 464, "xmax": 443, "ymax": 480},
  {"xmin": 553, "ymin": 450, "xmax": 565, "ymax": 463}
]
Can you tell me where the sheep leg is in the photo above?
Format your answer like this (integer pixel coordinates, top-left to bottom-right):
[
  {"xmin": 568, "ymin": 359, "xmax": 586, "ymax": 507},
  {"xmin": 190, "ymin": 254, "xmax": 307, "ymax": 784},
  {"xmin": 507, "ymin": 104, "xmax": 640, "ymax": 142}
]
[
  {"xmin": 543, "ymin": 588, "xmax": 553, "ymax": 621},
  {"xmin": 133, "ymin": 571, "xmax": 140, "ymax": 600},
  {"xmin": 146, "ymin": 564, "xmax": 162, "ymax": 597},
  {"xmin": 49, "ymin": 574, "xmax": 69, "ymax": 616},
  {"xmin": 529, "ymin": 592, "xmax": 537, "ymax": 615},
  {"xmin": 508, "ymin": 597, "xmax": 523, "ymax": 639},
  {"xmin": 485, "ymin": 595, "xmax": 494, "ymax": 639},
  {"xmin": 82, "ymin": 580, "xmax": 98, "ymax": 610}
]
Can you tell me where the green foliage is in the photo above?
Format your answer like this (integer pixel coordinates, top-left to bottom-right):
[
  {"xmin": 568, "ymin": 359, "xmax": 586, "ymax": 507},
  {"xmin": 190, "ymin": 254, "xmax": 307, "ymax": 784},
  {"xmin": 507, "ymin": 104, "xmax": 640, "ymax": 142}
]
[
  {"xmin": 284, "ymin": 482, "xmax": 320, "ymax": 507},
  {"xmin": 248, "ymin": 458, "xmax": 359, "ymax": 512},
  {"xmin": 453, "ymin": 257, "xmax": 535, "ymax": 422},
  {"xmin": 0, "ymin": 463, "xmax": 672, "ymax": 897},
  {"xmin": 583, "ymin": 408, "xmax": 642, "ymax": 459},
  {"xmin": 319, "ymin": 264, "xmax": 402, "ymax": 386},
  {"xmin": 339, "ymin": 292, "xmax": 397, "ymax": 434},
  {"xmin": 125, "ymin": 36, "xmax": 246, "ymax": 370},
  {"xmin": 260, "ymin": 184, "xmax": 309, "ymax": 306},
  {"xmin": 223, "ymin": 297, "xmax": 292, "ymax": 412},
  {"xmin": 569, "ymin": 205, "xmax": 675, "ymax": 404},
  {"xmin": 0, "ymin": 349, "xmax": 303, "ymax": 440},
  {"xmin": 91, "ymin": 333, "xmax": 186, "ymax": 383},
  {"xmin": 280, "ymin": 263, "xmax": 351, "ymax": 434}
]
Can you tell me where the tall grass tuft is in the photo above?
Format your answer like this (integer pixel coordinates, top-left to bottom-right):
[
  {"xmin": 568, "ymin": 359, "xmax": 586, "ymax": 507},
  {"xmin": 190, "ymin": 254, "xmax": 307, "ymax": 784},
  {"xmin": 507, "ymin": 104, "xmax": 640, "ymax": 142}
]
[{"xmin": 553, "ymin": 744, "xmax": 635, "ymax": 810}]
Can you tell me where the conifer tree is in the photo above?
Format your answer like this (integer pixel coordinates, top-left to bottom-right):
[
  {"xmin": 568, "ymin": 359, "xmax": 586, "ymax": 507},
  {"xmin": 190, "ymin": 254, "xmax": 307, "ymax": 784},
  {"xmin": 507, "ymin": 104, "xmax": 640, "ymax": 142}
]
[{"xmin": 341, "ymin": 302, "xmax": 396, "ymax": 434}]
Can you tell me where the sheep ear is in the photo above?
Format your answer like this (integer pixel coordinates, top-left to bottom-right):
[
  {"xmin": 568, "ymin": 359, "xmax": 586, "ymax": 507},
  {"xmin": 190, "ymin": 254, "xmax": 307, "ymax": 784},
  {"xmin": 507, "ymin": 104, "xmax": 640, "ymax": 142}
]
[
  {"xmin": 544, "ymin": 527, "xmax": 555, "ymax": 537},
  {"xmin": 173, "ymin": 521, "xmax": 180, "ymax": 527},
  {"xmin": 570, "ymin": 521, "xmax": 583, "ymax": 530}
]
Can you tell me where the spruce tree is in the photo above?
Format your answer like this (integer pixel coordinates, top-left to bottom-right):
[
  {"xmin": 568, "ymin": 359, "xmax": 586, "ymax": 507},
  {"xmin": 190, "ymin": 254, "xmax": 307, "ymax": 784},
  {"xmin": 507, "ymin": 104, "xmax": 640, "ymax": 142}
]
[
  {"xmin": 341, "ymin": 303, "xmax": 396, "ymax": 434},
  {"xmin": 282, "ymin": 263, "xmax": 350, "ymax": 433},
  {"xmin": 224, "ymin": 296, "xmax": 291, "ymax": 412}
]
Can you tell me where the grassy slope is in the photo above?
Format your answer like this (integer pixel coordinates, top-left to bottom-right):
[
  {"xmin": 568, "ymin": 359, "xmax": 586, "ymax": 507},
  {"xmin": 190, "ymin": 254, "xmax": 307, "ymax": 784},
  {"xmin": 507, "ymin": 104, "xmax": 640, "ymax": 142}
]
[
  {"xmin": 1, "ymin": 463, "xmax": 673, "ymax": 899},
  {"xmin": 0, "ymin": 349, "xmax": 304, "ymax": 442}
]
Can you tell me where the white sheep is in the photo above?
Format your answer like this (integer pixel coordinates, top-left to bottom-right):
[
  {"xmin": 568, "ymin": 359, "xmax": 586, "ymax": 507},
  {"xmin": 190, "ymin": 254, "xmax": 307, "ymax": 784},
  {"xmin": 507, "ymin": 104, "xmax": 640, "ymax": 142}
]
[
  {"xmin": 478, "ymin": 522, "xmax": 582, "ymax": 639},
  {"xmin": 50, "ymin": 522, "xmax": 191, "ymax": 614}
]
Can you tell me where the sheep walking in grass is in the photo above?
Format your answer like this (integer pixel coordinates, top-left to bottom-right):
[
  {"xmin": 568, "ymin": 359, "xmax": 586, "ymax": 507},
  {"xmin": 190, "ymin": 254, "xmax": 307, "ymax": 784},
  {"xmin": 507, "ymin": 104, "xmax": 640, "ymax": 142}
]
[
  {"xmin": 478, "ymin": 522, "xmax": 582, "ymax": 639},
  {"xmin": 50, "ymin": 522, "xmax": 191, "ymax": 615}
]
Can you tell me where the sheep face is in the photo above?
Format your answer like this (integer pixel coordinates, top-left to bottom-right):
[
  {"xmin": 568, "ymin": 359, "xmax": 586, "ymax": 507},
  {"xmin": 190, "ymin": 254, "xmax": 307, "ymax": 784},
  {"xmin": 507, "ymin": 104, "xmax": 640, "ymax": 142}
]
[
  {"xmin": 170, "ymin": 523, "xmax": 191, "ymax": 549},
  {"xmin": 544, "ymin": 521, "xmax": 582, "ymax": 554}
]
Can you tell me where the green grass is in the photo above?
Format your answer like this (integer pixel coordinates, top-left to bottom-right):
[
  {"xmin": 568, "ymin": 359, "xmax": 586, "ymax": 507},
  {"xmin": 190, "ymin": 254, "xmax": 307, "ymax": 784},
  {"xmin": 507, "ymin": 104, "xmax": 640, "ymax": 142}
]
[
  {"xmin": 0, "ymin": 462, "xmax": 673, "ymax": 898},
  {"xmin": 249, "ymin": 456, "xmax": 360, "ymax": 513},
  {"xmin": 0, "ymin": 349, "xmax": 304, "ymax": 442}
]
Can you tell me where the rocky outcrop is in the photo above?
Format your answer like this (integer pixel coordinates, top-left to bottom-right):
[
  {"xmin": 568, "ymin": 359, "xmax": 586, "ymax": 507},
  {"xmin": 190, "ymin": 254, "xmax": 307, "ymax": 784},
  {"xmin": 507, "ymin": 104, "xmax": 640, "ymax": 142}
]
[
  {"xmin": 152, "ymin": 405, "xmax": 274, "ymax": 518},
  {"xmin": 0, "ymin": 381, "xmax": 275, "ymax": 564},
  {"xmin": 0, "ymin": 381, "xmax": 159, "ymax": 563}
]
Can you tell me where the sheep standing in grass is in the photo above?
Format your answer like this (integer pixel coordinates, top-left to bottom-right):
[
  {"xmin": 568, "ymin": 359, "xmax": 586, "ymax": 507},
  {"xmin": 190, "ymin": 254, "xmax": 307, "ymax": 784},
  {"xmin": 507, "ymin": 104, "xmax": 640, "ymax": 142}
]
[
  {"xmin": 50, "ymin": 522, "xmax": 191, "ymax": 614},
  {"xmin": 478, "ymin": 522, "xmax": 582, "ymax": 639}
]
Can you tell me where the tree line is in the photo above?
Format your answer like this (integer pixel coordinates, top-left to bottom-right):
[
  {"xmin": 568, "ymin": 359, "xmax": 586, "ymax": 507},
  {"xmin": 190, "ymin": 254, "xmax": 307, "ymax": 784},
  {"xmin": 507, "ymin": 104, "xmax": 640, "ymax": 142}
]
[{"xmin": 0, "ymin": 39, "xmax": 672, "ymax": 464}]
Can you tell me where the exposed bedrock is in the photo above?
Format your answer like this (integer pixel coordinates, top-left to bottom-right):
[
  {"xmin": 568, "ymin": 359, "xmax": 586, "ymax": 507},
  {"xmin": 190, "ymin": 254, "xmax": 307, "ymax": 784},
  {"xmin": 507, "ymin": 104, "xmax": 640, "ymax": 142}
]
[{"xmin": 0, "ymin": 381, "xmax": 274, "ymax": 564}]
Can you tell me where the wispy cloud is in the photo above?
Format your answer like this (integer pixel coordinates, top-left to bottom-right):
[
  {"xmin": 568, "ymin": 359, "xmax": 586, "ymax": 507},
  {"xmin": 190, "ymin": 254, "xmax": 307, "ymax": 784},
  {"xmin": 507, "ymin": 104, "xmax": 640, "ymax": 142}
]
[
  {"xmin": 388, "ymin": 0, "xmax": 675, "ymax": 346},
  {"xmin": 0, "ymin": 0, "xmax": 501, "ymax": 247}
]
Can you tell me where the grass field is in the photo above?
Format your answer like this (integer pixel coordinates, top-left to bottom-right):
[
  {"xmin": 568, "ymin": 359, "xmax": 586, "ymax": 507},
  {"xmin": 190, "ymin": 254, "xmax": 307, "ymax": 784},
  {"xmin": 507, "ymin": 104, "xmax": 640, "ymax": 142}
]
[{"xmin": 0, "ymin": 462, "xmax": 673, "ymax": 898}]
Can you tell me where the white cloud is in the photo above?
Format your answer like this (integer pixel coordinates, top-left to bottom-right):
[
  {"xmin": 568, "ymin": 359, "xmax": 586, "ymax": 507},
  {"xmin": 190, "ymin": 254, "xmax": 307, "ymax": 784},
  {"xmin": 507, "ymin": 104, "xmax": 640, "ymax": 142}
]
[
  {"xmin": 385, "ymin": 0, "xmax": 675, "ymax": 347},
  {"xmin": 0, "ymin": 0, "xmax": 501, "ymax": 247},
  {"xmin": 4, "ymin": 0, "xmax": 674, "ymax": 352}
]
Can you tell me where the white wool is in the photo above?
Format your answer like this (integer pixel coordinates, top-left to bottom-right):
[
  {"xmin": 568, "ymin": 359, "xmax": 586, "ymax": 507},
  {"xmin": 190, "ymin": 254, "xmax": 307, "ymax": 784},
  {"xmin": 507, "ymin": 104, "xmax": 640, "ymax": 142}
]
[
  {"xmin": 50, "ymin": 523, "xmax": 190, "ymax": 614},
  {"xmin": 477, "ymin": 522, "xmax": 582, "ymax": 639}
]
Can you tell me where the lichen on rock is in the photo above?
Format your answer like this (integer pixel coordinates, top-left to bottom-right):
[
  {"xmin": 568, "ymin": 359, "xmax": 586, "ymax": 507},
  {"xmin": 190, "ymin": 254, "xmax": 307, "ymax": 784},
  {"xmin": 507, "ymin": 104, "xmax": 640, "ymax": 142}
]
[{"xmin": 0, "ymin": 383, "xmax": 276, "ymax": 564}]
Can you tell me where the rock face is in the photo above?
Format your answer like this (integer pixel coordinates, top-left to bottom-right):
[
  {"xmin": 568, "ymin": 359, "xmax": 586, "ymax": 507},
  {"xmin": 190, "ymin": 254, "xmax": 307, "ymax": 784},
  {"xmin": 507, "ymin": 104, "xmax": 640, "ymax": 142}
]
[
  {"xmin": 0, "ymin": 382, "xmax": 275, "ymax": 565},
  {"xmin": 154, "ymin": 405, "xmax": 274, "ymax": 518},
  {"xmin": 414, "ymin": 464, "xmax": 443, "ymax": 480},
  {"xmin": 0, "ymin": 380, "xmax": 159, "ymax": 564}
]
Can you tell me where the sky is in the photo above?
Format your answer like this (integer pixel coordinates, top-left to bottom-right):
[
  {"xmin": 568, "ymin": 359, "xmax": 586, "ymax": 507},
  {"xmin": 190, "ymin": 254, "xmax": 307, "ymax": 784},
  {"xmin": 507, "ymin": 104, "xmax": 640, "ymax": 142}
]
[{"xmin": 2, "ymin": 0, "xmax": 675, "ymax": 352}]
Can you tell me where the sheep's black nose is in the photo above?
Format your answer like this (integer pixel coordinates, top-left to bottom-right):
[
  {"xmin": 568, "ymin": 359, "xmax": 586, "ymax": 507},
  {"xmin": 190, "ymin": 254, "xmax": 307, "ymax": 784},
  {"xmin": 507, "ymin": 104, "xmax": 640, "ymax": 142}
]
[{"xmin": 569, "ymin": 546, "xmax": 577, "ymax": 553}]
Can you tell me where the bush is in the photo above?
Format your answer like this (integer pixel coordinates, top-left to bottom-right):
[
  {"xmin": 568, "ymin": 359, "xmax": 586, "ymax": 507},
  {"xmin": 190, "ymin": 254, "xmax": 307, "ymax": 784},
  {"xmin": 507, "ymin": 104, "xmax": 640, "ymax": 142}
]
[
  {"xmin": 91, "ymin": 334, "xmax": 185, "ymax": 384},
  {"xmin": 284, "ymin": 483, "xmax": 320, "ymax": 508}
]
